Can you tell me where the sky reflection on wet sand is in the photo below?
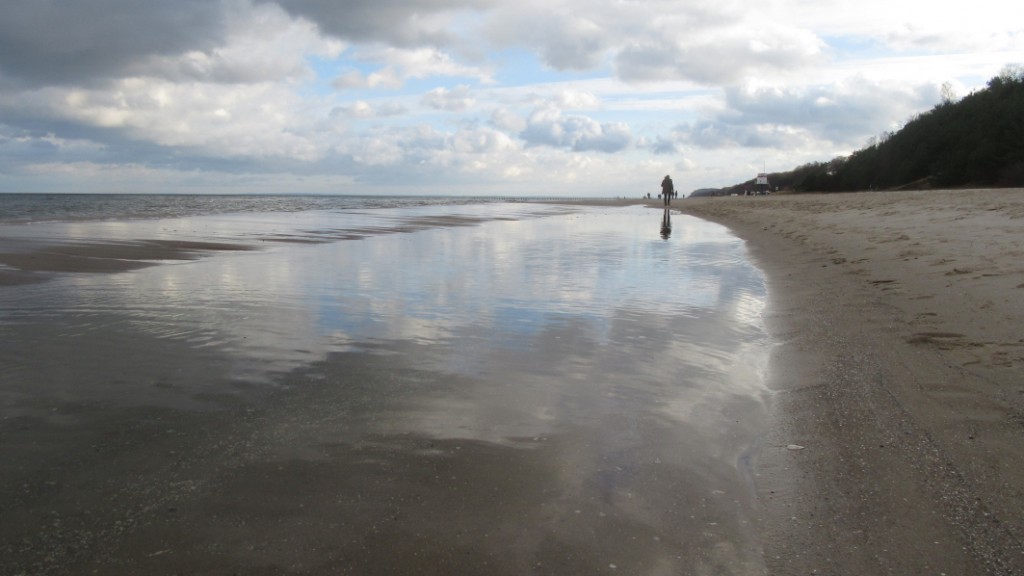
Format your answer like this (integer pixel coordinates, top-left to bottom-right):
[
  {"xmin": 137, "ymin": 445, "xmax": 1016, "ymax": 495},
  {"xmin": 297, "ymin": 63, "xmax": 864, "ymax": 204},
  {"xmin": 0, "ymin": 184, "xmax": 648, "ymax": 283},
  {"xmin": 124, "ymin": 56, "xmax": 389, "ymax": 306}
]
[{"xmin": 0, "ymin": 204, "xmax": 771, "ymax": 574}]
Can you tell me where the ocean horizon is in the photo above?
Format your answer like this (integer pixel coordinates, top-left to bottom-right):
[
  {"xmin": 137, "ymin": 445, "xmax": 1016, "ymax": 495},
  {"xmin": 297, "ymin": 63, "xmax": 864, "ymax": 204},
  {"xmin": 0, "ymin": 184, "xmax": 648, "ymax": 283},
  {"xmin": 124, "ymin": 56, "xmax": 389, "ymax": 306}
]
[{"xmin": 0, "ymin": 192, "xmax": 610, "ymax": 225}]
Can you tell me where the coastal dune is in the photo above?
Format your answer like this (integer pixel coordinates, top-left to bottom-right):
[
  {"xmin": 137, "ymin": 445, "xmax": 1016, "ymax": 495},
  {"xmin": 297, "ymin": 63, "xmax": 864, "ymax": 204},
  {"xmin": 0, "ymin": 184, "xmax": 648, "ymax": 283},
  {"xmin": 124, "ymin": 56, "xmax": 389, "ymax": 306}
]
[{"xmin": 677, "ymin": 189, "xmax": 1024, "ymax": 574}]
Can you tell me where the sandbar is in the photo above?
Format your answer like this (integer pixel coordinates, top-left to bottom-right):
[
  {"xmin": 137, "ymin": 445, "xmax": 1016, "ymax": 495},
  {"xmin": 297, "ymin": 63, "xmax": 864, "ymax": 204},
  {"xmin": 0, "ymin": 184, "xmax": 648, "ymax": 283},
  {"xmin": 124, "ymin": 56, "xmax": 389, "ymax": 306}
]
[{"xmin": 0, "ymin": 239, "xmax": 254, "ymax": 285}]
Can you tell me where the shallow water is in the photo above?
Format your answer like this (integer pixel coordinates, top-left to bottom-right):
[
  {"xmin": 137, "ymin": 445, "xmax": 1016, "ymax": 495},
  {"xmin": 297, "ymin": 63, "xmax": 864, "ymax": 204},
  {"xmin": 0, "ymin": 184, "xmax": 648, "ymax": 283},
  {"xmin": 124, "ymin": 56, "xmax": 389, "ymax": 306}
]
[{"xmin": 0, "ymin": 203, "xmax": 770, "ymax": 574}]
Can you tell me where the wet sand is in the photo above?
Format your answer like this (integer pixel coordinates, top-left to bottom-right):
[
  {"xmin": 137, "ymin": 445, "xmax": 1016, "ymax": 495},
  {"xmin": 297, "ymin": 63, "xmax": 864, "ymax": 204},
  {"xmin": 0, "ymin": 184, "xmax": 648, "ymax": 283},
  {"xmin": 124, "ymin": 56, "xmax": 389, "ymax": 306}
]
[
  {"xmin": 0, "ymin": 205, "xmax": 770, "ymax": 575},
  {"xmin": 676, "ymin": 189, "xmax": 1024, "ymax": 575},
  {"xmin": 0, "ymin": 240, "xmax": 256, "ymax": 284}
]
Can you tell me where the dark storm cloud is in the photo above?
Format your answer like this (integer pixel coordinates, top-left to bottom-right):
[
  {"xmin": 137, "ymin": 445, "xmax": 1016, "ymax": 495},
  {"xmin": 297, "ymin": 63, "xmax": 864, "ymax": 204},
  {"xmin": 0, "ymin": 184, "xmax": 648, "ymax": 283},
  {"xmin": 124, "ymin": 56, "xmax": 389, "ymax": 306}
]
[
  {"xmin": 0, "ymin": 0, "xmax": 228, "ymax": 87},
  {"xmin": 270, "ymin": 0, "xmax": 496, "ymax": 47}
]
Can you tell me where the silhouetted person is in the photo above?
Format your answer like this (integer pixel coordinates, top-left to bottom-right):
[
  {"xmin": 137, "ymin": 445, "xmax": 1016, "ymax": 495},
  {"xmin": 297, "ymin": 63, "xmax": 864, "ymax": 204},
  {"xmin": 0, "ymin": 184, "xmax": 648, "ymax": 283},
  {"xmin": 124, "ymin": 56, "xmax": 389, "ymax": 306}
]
[{"xmin": 661, "ymin": 175, "xmax": 674, "ymax": 206}]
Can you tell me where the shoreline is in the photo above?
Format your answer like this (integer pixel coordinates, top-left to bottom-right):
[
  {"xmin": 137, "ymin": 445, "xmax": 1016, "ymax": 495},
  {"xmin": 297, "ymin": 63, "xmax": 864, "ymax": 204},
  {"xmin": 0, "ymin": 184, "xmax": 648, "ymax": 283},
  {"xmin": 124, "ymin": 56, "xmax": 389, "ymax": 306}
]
[{"xmin": 676, "ymin": 189, "xmax": 1024, "ymax": 574}]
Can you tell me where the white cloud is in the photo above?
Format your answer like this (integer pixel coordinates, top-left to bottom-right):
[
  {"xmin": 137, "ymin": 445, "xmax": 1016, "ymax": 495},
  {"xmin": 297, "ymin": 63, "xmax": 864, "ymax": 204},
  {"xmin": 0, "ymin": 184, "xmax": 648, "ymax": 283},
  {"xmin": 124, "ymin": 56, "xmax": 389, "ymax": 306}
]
[
  {"xmin": 421, "ymin": 86, "xmax": 476, "ymax": 111},
  {"xmin": 685, "ymin": 77, "xmax": 938, "ymax": 149},
  {"xmin": 6, "ymin": 78, "xmax": 330, "ymax": 162},
  {"xmin": 331, "ymin": 68, "xmax": 404, "ymax": 90},
  {"xmin": 333, "ymin": 47, "xmax": 493, "ymax": 90},
  {"xmin": 494, "ymin": 12, "xmax": 611, "ymax": 70},
  {"xmin": 615, "ymin": 27, "xmax": 826, "ymax": 84},
  {"xmin": 349, "ymin": 134, "xmax": 405, "ymax": 166},
  {"xmin": 549, "ymin": 90, "xmax": 601, "ymax": 110},
  {"xmin": 771, "ymin": 0, "xmax": 1024, "ymax": 52},
  {"xmin": 141, "ymin": 0, "xmax": 343, "ymax": 84},
  {"xmin": 521, "ymin": 106, "xmax": 632, "ymax": 153},
  {"xmin": 490, "ymin": 108, "xmax": 527, "ymax": 133},
  {"xmin": 331, "ymin": 100, "xmax": 408, "ymax": 119},
  {"xmin": 337, "ymin": 101, "xmax": 374, "ymax": 119},
  {"xmin": 450, "ymin": 126, "xmax": 516, "ymax": 154},
  {"xmin": 0, "ymin": 0, "xmax": 1020, "ymax": 195}
]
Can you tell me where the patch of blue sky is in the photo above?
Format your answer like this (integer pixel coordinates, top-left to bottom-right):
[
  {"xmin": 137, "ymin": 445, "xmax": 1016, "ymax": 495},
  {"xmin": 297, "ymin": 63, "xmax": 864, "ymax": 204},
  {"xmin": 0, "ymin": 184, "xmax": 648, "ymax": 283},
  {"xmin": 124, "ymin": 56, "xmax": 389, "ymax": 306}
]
[
  {"xmin": 305, "ymin": 53, "xmax": 493, "ymax": 100},
  {"xmin": 820, "ymin": 34, "xmax": 906, "ymax": 62},
  {"xmin": 822, "ymin": 33, "xmax": 948, "ymax": 61},
  {"xmin": 402, "ymin": 76, "xmax": 474, "ymax": 94},
  {"xmin": 307, "ymin": 53, "xmax": 353, "ymax": 78},
  {"xmin": 298, "ymin": 54, "xmax": 354, "ymax": 98},
  {"xmin": 605, "ymin": 88, "xmax": 707, "ymax": 123}
]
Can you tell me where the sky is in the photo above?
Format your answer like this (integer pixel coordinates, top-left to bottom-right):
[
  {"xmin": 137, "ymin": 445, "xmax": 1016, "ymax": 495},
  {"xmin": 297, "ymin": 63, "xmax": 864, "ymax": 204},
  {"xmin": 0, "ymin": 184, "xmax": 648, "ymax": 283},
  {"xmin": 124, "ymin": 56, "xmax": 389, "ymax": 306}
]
[{"xmin": 0, "ymin": 0, "xmax": 1021, "ymax": 197}]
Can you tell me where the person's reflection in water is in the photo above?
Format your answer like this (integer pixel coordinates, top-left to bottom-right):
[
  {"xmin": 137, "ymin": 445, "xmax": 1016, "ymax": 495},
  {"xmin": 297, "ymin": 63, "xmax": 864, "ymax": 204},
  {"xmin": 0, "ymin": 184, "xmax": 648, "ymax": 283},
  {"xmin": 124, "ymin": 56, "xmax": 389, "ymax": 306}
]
[{"xmin": 660, "ymin": 207, "xmax": 672, "ymax": 239}]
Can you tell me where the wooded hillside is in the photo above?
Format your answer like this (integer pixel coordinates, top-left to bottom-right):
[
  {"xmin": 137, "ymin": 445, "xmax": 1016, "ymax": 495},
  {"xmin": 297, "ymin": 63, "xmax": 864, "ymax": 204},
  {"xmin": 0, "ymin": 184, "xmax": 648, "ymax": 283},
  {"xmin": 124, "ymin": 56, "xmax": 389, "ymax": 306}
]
[{"xmin": 720, "ymin": 66, "xmax": 1024, "ymax": 194}]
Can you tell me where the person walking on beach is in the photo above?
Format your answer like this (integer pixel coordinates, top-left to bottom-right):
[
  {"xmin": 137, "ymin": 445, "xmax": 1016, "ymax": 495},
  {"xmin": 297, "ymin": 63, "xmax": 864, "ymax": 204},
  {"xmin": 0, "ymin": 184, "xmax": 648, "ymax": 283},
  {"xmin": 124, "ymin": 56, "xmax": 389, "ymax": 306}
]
[{"xmin": 661, "ymin": 175, "xmax": 674, "ymax": 206}]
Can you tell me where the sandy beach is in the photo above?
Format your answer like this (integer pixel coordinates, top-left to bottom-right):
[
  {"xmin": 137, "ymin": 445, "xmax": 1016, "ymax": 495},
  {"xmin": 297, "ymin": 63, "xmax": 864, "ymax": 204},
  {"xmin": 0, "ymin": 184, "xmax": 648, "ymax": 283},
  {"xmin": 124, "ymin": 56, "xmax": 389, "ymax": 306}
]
[
  {"xmin": 675, "ymin": 189, "xmax": 1024, "ymax": 575},
  {"xmin": 3, "ymin": 190, "xmax": 1023, "ymax": 575}
]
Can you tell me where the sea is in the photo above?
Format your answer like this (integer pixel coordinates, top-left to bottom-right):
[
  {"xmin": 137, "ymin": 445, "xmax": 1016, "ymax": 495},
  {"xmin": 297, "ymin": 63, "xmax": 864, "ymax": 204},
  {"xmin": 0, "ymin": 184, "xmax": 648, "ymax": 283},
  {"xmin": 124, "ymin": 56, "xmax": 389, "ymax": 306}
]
[
  {"xmin": 0, "ymin": 193, "xmax": 549, "ymax": 224},
  {"xmin": 0, "ymin": 193, "xmax": 772, "ymax": 574}
]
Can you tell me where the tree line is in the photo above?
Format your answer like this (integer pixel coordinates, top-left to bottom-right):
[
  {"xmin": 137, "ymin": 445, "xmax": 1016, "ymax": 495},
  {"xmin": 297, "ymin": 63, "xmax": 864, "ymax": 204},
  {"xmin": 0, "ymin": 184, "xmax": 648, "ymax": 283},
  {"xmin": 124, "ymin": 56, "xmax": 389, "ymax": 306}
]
[{"xmin": 718, "ymin": 65, "xmax": 1024, "ymax": 195}]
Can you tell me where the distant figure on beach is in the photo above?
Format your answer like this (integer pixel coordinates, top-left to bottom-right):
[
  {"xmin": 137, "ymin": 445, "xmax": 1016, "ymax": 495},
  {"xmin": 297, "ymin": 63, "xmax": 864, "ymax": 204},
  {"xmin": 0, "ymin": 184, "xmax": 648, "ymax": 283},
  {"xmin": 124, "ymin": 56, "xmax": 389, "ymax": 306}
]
[{"xmin": 661, "ymin": 175, "xmax": 674, "ymax": 206}]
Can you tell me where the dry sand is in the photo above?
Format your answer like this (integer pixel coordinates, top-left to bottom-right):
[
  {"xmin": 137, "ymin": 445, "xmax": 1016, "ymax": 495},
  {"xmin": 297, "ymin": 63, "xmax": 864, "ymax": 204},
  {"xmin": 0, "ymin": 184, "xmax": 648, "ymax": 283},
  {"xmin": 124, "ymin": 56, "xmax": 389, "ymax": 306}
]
[{"xmin": 674, "ymin": 189, "xmax": 1024, "ymax": 575}]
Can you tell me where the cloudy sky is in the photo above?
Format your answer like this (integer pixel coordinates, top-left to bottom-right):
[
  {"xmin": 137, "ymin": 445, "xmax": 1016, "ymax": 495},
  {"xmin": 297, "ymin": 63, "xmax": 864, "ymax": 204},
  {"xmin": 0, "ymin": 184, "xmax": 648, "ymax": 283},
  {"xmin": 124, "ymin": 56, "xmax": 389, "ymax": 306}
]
[{"xmin": 0, "ymin": 0, "xmax": 1020, "ymax": 196}]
